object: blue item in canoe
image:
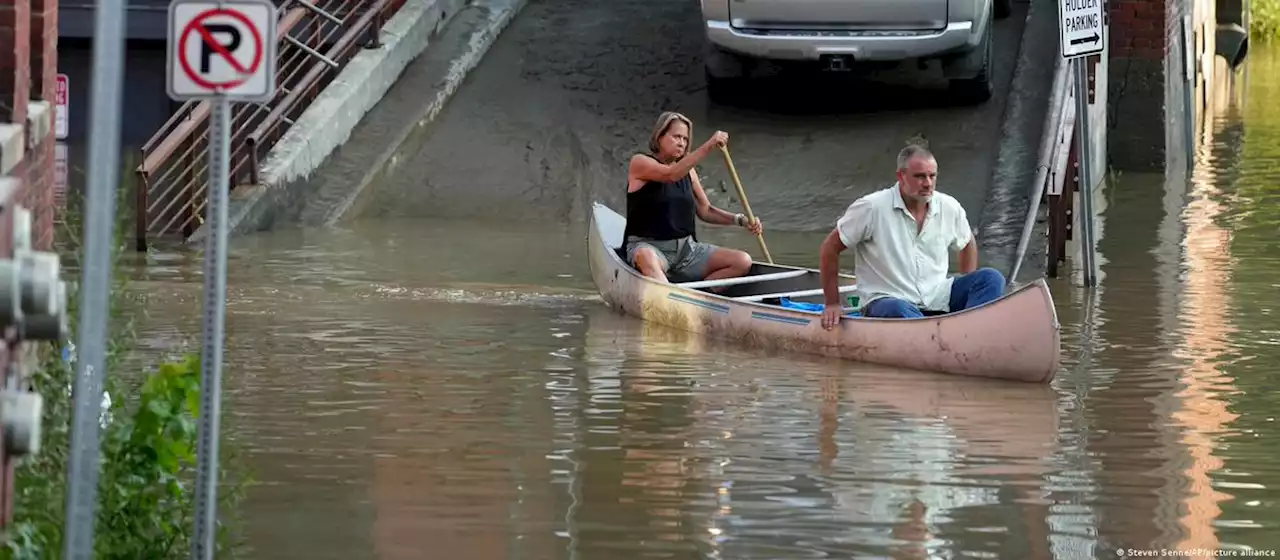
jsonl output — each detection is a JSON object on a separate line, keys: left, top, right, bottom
{"left": 779, "top": 297, "right": 860, "bottom": 317}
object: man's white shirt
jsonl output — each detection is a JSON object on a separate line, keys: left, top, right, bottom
{"left": 836, "top": 184, "right": 974, "bottom": 312}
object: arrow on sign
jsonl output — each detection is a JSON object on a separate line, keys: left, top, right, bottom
{"left": 1070, "top": 32, "right": 1101, "bottom": 46}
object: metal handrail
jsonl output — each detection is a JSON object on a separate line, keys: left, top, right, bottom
{"left": 134, "top": 0, "right": 403, "bottom": 251}
{"left": 1009, "top": 57, "right": 1076, "bottom": 285}
{"left": 243, "top": 0, "right": 393, "bottom": 182}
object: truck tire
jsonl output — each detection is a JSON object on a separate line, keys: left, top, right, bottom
{"left": 995, "top": 0, "right": 1013, "bottom": 20}
{"left": 947, "top": 19, "right": 993, "bottom": 104}
{"left": 706, "top": 70, "right": 739, "bottom": 105}
{"left": 704, "top": 43, "right": 747, "bottom": 105}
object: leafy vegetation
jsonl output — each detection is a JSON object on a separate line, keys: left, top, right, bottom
{"left": 1, "top": 153, "right": 250, "bottom": 558}
{"left": 1253, "top": 0, "right": 1280, "bottom": 41}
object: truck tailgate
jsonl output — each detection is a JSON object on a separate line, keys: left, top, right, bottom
{"left": 729, "top": 0, "right": 949, "bottom": 31}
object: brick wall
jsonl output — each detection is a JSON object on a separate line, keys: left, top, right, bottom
{"left": 1106, "top": 0, "right": 1218, "bottom": 174}
{"left": 20, "top": 128, "right": 56, "bottom": 251}
{"left": 1, "top": 4, "right": 56, "bottom": 253}
{"left": 0, "top": 0, "right": 59, "bottom": 531}
{"left": 31, "top": 0, "right": 56, "bottom": 103}
{"left": 1, "top": 0, "right": 32, "bottom": 124}
{"left": 1110, "top": 0, "right": 1170, "bottom": 59}
{"left": 1106, "top": 0, "right": 1179, "bottom": 171}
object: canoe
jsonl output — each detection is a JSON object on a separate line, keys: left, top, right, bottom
{"left": 586, "top": 202, "right": 1062, "bottom": 383}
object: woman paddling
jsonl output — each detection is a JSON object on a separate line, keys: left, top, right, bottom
{"left": 622, "top": 111, "right": 763, "bottom": 286}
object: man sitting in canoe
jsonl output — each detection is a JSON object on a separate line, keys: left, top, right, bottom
{"left": 623, "top": 111, "right": 764, "bottom": 287}
{"left": 817, "top": 141, "right": 1005, "bottom": 329}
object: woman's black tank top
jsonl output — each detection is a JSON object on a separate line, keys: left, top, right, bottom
{"left": 624, "top": 153, "right": 698, "bottom": 241}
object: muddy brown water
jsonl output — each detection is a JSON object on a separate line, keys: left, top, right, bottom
{"left": 103, "top": 39, "right": 1280, "bottom": 560}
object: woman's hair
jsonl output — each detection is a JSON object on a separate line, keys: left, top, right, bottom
{"left": 648, "top": 111, "right": 694, "bottom": 154}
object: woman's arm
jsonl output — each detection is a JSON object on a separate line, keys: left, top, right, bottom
{"left": 627, "top": 132, "right": 727, "bottom": 191}
{"left": 690, "top": 168, "right": 742, "bottom": 226}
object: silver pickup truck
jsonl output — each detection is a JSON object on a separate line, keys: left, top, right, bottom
{"left": 701, "top": 0, "right": 1012, "bottom": 104}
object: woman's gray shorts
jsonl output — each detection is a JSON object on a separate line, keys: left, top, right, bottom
{"left": 624, "top": 235, "right": 718, "bottom": 283}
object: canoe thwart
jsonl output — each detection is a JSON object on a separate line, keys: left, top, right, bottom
{"left": 734, "top": 284, "right": 858, "bottom": 303}
{"left": 675, "top": 269, "right": 808, "bottom": 289}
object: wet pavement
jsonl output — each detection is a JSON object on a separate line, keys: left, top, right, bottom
{"left": 292, "top": 0, "right": 1030, "bottom": 234}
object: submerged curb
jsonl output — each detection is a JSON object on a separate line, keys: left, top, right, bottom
{"left": 191, "top": 0, "right": 526, "bottom": 242}
{"left": 977, "top": 0, "right": 1060, "bottom": 281}
{"left": 321, "top": 0, "right": 530, "bottom": 226}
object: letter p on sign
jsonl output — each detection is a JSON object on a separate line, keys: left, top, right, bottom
{"left": 166, "top": 0, "right": 278, "bottom": 102}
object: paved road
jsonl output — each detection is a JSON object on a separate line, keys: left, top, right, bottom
{"left": 317, "top": 0, "right": 1029, "bottom": 233}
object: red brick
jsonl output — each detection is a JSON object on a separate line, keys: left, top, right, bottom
{"left": 0, "top": 1, "right": 31, "bottom": 123}
{"left": 1133, "top": 1, "right": 1164, "bottom": 16}
{"left": 30, "top": 136, "right": 54, "bottom": 250}
{"left": 0, "top": 0, "right": 60, "bottom": 527}
{"left": 30, "top": 0, "right": 56, "bottom": 101}
{"left": 1108, "top": 0, "right": 1168, "bottom": 60}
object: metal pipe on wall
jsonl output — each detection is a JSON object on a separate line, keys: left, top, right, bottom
{"left": 1008, "top": 58, "right": 1071, "bottom": 286}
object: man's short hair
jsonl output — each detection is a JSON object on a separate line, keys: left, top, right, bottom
{"left": 896, "top": 138, "right": 934, "bottom": 170}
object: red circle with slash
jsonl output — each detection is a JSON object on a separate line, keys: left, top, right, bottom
{"left": 178, "top": 8, "right": 265, "bottom": 91}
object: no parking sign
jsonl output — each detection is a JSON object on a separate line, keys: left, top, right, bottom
{"left": 166, "top": 0, "right": 277, "bottom": 101}
{"left": 163, "top": 1, "right": 279, "bottom": 555}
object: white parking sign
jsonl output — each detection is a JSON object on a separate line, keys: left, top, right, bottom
{"left": 1059, "top": 0, "right": 1107, "bottom": 59}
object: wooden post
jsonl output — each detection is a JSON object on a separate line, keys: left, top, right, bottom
{"left": 1047, "top": 135, "right": 1078, "bottom": 278}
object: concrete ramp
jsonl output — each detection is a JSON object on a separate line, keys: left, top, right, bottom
{"left": 286, "top": 0, "right": 1059, "bottom": 270}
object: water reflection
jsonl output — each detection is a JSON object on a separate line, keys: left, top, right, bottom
{"left": 574, "top": 311, "right": 1064, "bottom": 559}
{"left": 1167, "top": 82, "right": 1242, "bottom": 554}
{"left": 1191, "top": 45, "right": 1280, "bottom": 552}
{"left": 1044, "top": 47, "right": 1278, "bottom": 554}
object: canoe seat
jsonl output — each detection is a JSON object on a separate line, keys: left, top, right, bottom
{"left": 675, "top": 269, "right": 808, "bottom": 290}
{"left": 733, "top": 285, "right": 857, "bottom": 303}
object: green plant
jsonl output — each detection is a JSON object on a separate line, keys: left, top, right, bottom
{"left": 94, "top": 354, "right": 233, "bottom": 559}
{"left": 1252, "top": 0, "right": 1280, "bottom": 41}
{"left": 1, "top": 150, "right": 250, "bottom": 558}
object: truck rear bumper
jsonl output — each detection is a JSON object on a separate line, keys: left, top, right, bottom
{"left": 705, "top": 19, "right": 977, "bottom": 62}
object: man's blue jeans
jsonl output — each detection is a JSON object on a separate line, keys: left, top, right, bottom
{"left": 863, "top": 267, "right": 1006, "bottom": 319}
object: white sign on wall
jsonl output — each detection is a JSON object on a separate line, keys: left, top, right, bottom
{"left": 55, "top": 74, "right": 68, "bottom": 140}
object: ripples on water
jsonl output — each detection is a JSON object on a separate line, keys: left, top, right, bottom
{"left": 119, "top": 58, "right": 1280, "bottom": 560}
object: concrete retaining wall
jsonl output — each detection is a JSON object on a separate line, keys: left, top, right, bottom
{"left": 191, "top": 0, "right": 527, "bottom": 242}
{"left": 257, "top": 0, "right": 466, "bottom": 189}
{"left": 304, "top": 0, "right": 530, "bottom": 227}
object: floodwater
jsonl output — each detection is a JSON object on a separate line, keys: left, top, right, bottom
{"left": 112, "top": 50, "right": 1280, "bottom": 559}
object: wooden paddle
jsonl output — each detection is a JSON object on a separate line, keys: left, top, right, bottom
{"left": 718, "top": 146, "right": 773, "bottom": 264}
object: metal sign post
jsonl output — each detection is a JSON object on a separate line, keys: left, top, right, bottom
{"left": 61, "top": 0, "right": 127, "bottom": 556}
{"left": 1058, "top": 0, "right": 1107, "bottom": 287}
{"left": 1072, "top": 59, "right": 1099, "bottom": 287}
{"left": 165, "top": 1, "right": 276, "bottom": 558}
